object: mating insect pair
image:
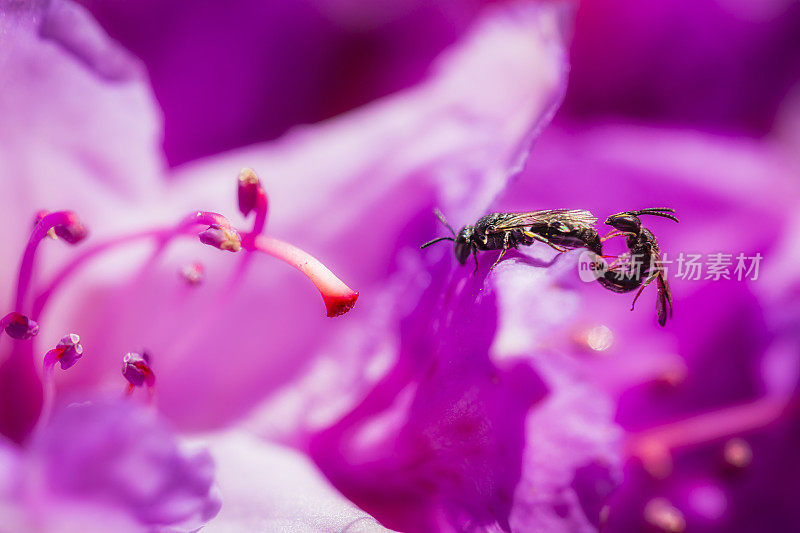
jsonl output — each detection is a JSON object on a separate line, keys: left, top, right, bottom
{"left": 421, "top": 207, "right": 678, "bottom": 326}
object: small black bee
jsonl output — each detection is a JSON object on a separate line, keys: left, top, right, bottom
{"left": 597, "top": 207, "right": 678, "bottom": 326}
{"left": 421, "top": 208, "right": 601, "bottom": 273}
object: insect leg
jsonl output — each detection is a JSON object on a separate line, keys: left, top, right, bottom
{"left": 490, "top": 249, "right": 507, "bottom": 271}
{"left": 522, "top": 230, "right": 568, "bottom": 253}
{"left": 472, "top": 246, "right": 479, "bottom": 275}
{"left": 602, "top": 230, "right": 636, "bottom": 242}
{"left": 490, "top": 232, "right": 513, "bottom": 271}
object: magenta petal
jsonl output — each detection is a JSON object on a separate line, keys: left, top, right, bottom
{"left": 48, "top": 0, "right": 570, "bottom": 431}
{"left": 204, "top": 432, "right": 389, "bottom": 532}
{"left": 565, "top": 0, "right": 800, "bottom": 134}
{"left": 34, "top": 400, "right": 221, "bottom": 531}
{"left": 39, "top": 0, "right": 143, "bottom": 81}
{"left": 308, "top": 254, "right": 549, "bottom": 531}
{"left": 81, "top": 0, "right": 520, "bottom": 165}
{"left": 0, "top": 0, "right": 164, "bottom": 299}
{"left": 488, "top": 123, "right": 800, "bottom": 530}
{"left": 0, "top": 430, "right": 142, "bottom": 532}
{"left": 303, "top": 248, "right": 623, "bottom": 531}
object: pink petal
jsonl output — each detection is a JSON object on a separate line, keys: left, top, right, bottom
{"left": 46, "top": 0, "right": 570, "bottom": 431}
{"left": 0, "top": 0, "right": 164, "bottom": 304}
{"left": 204, "top": 432, "right": 389, "bottom": 532}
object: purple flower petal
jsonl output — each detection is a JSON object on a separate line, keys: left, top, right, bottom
{"left": 46, "top": 0, "right": 570, "bottom": 431}
{"left": 306, "top": 255, "right": 548, "bottom": 531}
{"left": 488, "top": 123, "right": 800, "bottom": 530}
{"left": 40, "top": 0, "right": 143, "bottom": 81}
{"left": 80, "top": 0, "right": 517, "bottom": 165}
{"left": 291, "top": 246, "right": 623, "bottom": 531}
{"left": 564, "top": 0, "right": 800, "bottom": 134}
{"left": 0, "top": 0, "right": 164, "bottom": 300}
{"left": 0, "top": 0, "right": 165, "bottom": 443}
{"left": 204, "top": 432, "right": 389, "bottom": 532}
{"left": 0, "top": 399, "right": 219, "bottom": 531}
{"left": 34, "top": 400, "right": 221, "bottom": 531}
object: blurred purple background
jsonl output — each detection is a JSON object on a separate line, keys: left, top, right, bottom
{"left": 78, "top": 0, "right": 800, "bottom": 163}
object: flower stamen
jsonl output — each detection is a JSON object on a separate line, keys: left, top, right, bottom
{"left": 626, "top": 396, "right": 793, "bottom": 477}
{"left": 16, "top": 210, "right": 88, "bottom": 311}
{"left": 33, "top": 210, "right": 57, "bottom": 240}
{"left": 42, "top": 333, "right": 84, "bottom": 371}
{"left": 180, "top": 262, "right": 205, "bottom": 286}
{"left": 1, "top": 312, "right": 39, "bottom": 340}
{"left": 37, "top": 333, "right": 84, "bottom": 434}
{"left": 122, "top": 351, "right": 155, "bottom": 399}
{"left": 199, "top": 225, "right": 242, "bottom": 252}
{"left": 237, "top": 168, "right": 268, "bottom": 234}
{"left": 643, "top": 498, "right": 686, "bottom": 532}
{"left": 33, "top": 211, "right": 240, "bottom": 320}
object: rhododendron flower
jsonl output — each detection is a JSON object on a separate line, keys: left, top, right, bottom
{"left": 4, "top": 0, "right": 799, "bottom": 531}
{"left": 1, "top": 0, "right": 617, "bottom": 530}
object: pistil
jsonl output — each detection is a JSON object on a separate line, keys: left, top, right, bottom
{"left": 247, "top": 234, "right": 358, "bottom": 317}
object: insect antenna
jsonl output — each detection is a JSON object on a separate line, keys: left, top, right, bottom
{"left": 434, "top": 208, "right": 456, "bottom": 236}
{"left": 420, "top": 236, "right": 455, "bottom": 249}
{"left": 635, "top": 208, "right": 679, "bottom": 223}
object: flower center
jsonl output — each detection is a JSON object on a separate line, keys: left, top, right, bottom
{"left": 0, "top": 168, "right": 358, "bottom": 443}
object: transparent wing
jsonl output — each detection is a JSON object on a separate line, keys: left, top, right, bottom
{"left": 487, "top": 209, "right": 598, "bottom": 233}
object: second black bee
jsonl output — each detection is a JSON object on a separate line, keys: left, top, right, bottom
{"left": 421, "top": 208, "right": 601, "bottom": 272}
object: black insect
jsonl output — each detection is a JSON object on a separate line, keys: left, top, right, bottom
{"left": 596, "top": 207, "right": 679, "bottom": 326}
{"left": 421, "top": 208, "right": 601, "bottom": 273}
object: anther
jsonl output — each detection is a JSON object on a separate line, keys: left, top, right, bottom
{"left": 180, "top": 262, "right": 205, "bottom": 285}
{"left": 1, "top": 312, "right": 39, "bottom": 340}
{"left": 237, "top": 168, "right": 263, "bottom": 217}
{"left": 43, "top": 333, "right": 84, "bottom": 370}
{"left": 643, "top": 498, "right": 686, "bottom": 532}
{"left": 35, "top": 334, "right": 84, "bottom": 437}
{"left": 17, "top": 210, "right": 89, "bottom": 310}
{"left": 199, "top": 225, "right": 242, "bottom": 252}
{"left": 52, "top": 212, "right": 88, "bottom": 244}
{"left": 236, "top": 168, "right": 268, "bottom": 234}
{"left": 34, "top": 210, "right": 57, "bottom": 239}
{"left": 122, "top": 351, "right": 155, "bottom": 392}
{"left": 723, "top": 437, "right": 752, "bottom": 469}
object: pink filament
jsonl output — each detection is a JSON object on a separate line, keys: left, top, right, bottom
{"left": 248, "top": 186, "right": 268, "bottom": 235}
{"left": 626, "top": 396, "right": 794, "bottom": 469}
{"left": 35, "top": 353, "right": 58, "bottom": 437}
{"left": 33, "top": 211, "right": 234, "bottom": 319}
{"left": 16, "top": 211, "right": 83, "bottom": 311}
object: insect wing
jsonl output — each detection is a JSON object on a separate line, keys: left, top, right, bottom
{"left": 487, "top": 209, "right": 598, "bottom": 233}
